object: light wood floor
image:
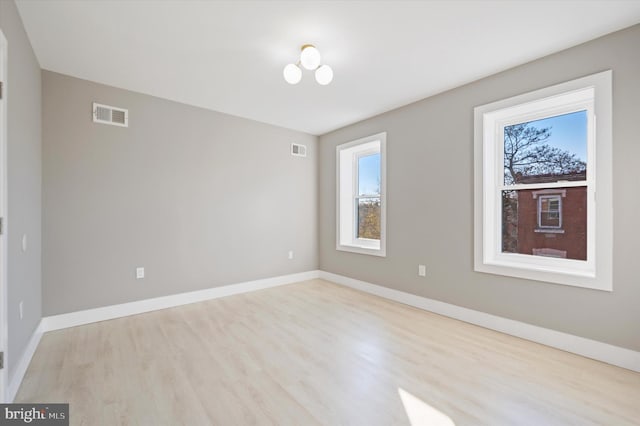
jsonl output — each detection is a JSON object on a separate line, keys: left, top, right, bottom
{"left": 16, "top": 279, "right": 640, "bottom": 425}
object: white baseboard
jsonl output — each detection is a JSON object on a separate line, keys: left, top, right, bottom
{"left": 9, "top": 270, "right": 320, "bottom": 402}
{"left": 319, "top": 271, "right": 640, "bottom": 373}
{"left": 15, "top": 268, "right": 638, "bottom": 404}
{"left": 41, "top": 270, "right": 321, "bottom": 332}
{"left": 7, "top": 320, "right": 44, "bottom": 402}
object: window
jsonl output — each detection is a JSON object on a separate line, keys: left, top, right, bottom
{"left": 538, "top": 194, "right": 561, "bottom": 229}
{"left": 336, "top": 132, "right": 386, "bottom": 256}
{"left": 474, "top": 71, "right": 612, "bottom": 291}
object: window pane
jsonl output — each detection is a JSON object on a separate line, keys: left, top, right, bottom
{"left": 540, "top": 212, "right": 560, "bottom": 227}
{"left": 504, "top": 111, "right": 587, "bottom": 185}
{"left": 358, "top": 153, "right": 381, "bottom": 196}
{"left": 357, "top": 197, "right": 381, "bottom": 240}
{"left": 540, "top": 196, "right": 561, "bottom": 227}
{"left": 502, "top": 186, "right": 586, "bottom": 260}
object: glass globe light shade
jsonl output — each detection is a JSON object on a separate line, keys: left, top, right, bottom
{"left": 283, "top": 63, "right": 302, "bottom": 84}
{"left": 300, "top": 45, "right": 321, "bottom": 70}
{"left": 315, "top": 65, "right": 333, "bottom": 85}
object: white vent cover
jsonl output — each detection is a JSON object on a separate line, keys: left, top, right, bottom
{"left": 93, "top": 102, "right": 128, "bottom": 127}
{"left": 291, "top": 143, "right": 307, "bottom": 157}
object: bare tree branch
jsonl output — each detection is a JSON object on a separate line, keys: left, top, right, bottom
{"left": 503, "top": 122, "right": 585, "bottom": 184}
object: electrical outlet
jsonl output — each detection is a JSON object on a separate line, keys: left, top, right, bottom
{"left": 19, "top": 301, "right": 23, "bottom": 320}
{"left": 288, "top": 250, "right": 294, "bottom": 260}
{"left": 418, "top": 265, "right": 426, "bottom": 277}
{"left": 136, "top": 267, "right": 145, "bottom": 279}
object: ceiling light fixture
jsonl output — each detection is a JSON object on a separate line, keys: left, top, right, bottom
{"left": 283, "top": 44, "right": 333, "bottom": 86}
{"left": 300, "top": 44, "right": 321, "bottom": 70}
{"left": 283, "top": 63, "right": 302, "bottom": 85}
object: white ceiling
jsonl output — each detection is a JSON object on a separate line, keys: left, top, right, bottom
{"left": 15, "top": 1, "right": 640, "bottom": 135}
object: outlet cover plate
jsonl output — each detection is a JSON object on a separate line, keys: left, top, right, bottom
{"left": 418, "top": 265, "right": 426, "bottom": 277}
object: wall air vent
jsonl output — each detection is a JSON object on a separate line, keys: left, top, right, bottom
{"left": 291, "top": 143, "right": 307, "bottom": 157}
{"left": 92, "top": 102, "right": 128, "bottom": 127}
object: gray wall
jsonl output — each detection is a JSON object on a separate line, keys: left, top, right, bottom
{"left": 0, "top": 1, "right": 42, "bottom": 381}
{"left": 319, "top": 24, "right": 640, "bottom": 352}
{"left": 43, "top": 71, "right": 318, "bottom": 315}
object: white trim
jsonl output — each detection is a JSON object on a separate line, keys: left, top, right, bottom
{"left": 474, "top": 71, "right": 612, "bottom": 291}
{"left": 537, "top": 193, "right": 562, "bottom": 229}
{"left": 9, "top": 270, "right": 639, "bottom": 401}
{"left": 532, "top": 188, "right": 567, "bottom": 198}
{"left": 319, "top": 271, "right": 640, "bottom": 373}
{"left": 0, "top": 29, "right": 8, "bottom": 404}
{"left": 41, "top": 270, "right": 321, "bottom": 332}
{"left": 336, "top": 132, "right": 387, "bottom": 257}
{"left": 6, "top": 271, "right": 319, "bottom": 402}
{"left": 7, "top": 321, "right": 43, "bottom": 402}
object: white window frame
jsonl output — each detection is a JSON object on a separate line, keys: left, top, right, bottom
{"left": 474, "top": 71, "right": 612, "bottom": 291}
{"left": 537, "top": 194, "right": 562, "bottom": 229}
{"left": 336, "top": 132, "right": 387, "bottom": 257}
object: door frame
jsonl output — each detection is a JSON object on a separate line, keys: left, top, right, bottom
{"left": 0, "top": 28, "right": 9, "bottom": 403}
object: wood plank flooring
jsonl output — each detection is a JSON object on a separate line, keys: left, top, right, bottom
{"left": 16, "top": 279, "right": 640, "bottom": 425}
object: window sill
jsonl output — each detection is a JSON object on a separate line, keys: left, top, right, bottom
{"left": 476, "top": 257, "right": 610, "bottom": 292}
{"left": 336, "top": 243, "right": 386, "bottom": 257}
{"left": 534, "top": 228, "right": 565, "bottom": 234}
